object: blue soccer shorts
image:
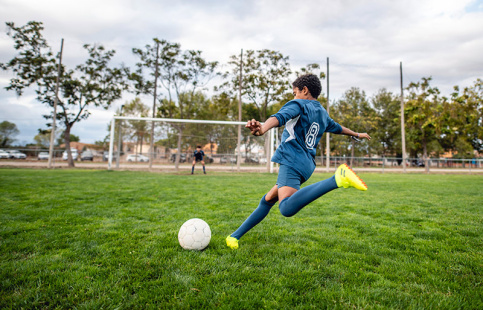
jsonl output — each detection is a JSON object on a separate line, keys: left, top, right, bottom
{"left": 276, "top": 164, "right": 306, "bottom": 190}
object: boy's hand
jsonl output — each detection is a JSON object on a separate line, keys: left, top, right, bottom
{"left": 359, "top": 133, "right": 371, "bottom": 140}
{"left": 246, "top": 119, "right": 263, "bottom": 136}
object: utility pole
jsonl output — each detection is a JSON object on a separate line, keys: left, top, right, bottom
{"left": 236, "top": 49, "right": 243, "bottom": 171}
{"left": 48, "top": 38, "right": 64, "bottom": 169}
{"left": 400, "top": 62, "right": 407, "bottom": 173}
{"left": 149, "top": 41, "right": 160, "bottom": 169}
{"left": 116, "top": 105, "right": 124, "bottom": 169}
{"left": 326, "top": 57, "right": 330, "bottom": 172}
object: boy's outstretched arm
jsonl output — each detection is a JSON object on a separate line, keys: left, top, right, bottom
{"left": 340, "top": 126, "right": 371, "bottom": 140}
{"left": 246, "top": 117, "right": 279, "bottom": 136}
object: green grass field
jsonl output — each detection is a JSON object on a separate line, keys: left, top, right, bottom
{"left": 0, "top": 169, "right": 482, "bottom": 309}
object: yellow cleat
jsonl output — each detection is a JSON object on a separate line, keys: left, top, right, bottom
{"left": 335, "top": 164, "right": 368, "bottom": 191}
{"left": 226, "top": 235, "right": 239, "bottom": 250}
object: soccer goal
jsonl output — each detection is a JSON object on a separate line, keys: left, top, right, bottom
{"left": 107, "top": 116, "right": 278, "bottom": 173}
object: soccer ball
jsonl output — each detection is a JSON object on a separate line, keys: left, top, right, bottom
{"left": 178, "top": 218, "right": 211, "bottom": 250}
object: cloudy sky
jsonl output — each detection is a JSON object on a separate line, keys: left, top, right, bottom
{"left": 1, "top": 0, "right": 482, "bottom": 145}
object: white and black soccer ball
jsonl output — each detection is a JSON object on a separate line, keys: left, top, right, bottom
{"left": 178, "top": 218, "right": 211, "bottom": 250}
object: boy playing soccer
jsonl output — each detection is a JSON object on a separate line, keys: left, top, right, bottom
{"left": 191, "top": 145, "right": 206, "bottom": 174}
{"left": 226, "top": 74, "right": 371, "bottom": 249}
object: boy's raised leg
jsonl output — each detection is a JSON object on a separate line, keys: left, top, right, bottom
{"left": 278, "top": 176, "right": 339, "bottom": 217}
{"left": 278, "top": 165, "right": 367, "bottom": 217}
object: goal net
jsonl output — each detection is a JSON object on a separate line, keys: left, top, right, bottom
{"left": 107, "top": 116, "right": 277, "bottom": 172}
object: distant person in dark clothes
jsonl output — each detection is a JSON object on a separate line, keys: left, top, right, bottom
{"left": 192, "top": 145, "right": 206, "bottom": 174}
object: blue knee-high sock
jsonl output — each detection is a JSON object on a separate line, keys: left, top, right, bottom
{"left": 231, "top": 195, "right": 277, "bottom": 240}
{"left": 191, "top": 165, "right": 195, "bottom": 174}
{"left": 203, "top": 165, "right": 206, "bottom": 173}
{"left": 279, "top": 175, "right": 338, "bottom": 217}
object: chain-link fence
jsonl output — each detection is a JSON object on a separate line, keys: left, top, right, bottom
{"left": 317, "top": 156, "right": 483, "bottom": 173}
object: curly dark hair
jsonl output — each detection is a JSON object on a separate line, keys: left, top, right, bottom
{"left": 292, "top": 74, "right": 322, "bottom": 99}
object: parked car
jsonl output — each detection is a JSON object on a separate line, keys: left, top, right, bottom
{"left": 80, "top": 150, "right": 94, "bottom": 161}
{"left": 38, "top": 152, "right": 49, "bottom": 160}
{"left": 8, "top": 150, "right": 27, "bottom": 159}
{"left": 245, "top": 156, "right": 260, "bottom": 164}
{"left": 127, "top": 154, "right": 149, "bottom": 162}
{"left": 102, "top": 151, "right": 120, "bottom": 161}
{"left": 0, "top": 149, "right": 10, "bottom": 159}
{"left": 220, "top": 156, "right": 237, "bottom": 164}
{"left": 412, "top": 160, "right": 425, "bottom": 167}
{"left": 62, "top": 149, "right": 79, "bottom": 161}
{"left": 170, "top": 153, "right": 187, "bottom": 163}
{"left": 204, "top": 155, "right": 214, "bottom": 164}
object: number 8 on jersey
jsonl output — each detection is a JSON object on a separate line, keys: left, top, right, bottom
{"left": 305, "top": 122, "right": 319, "bottom": 150}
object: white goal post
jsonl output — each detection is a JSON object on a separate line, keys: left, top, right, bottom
{"left": 107, "top": 116, "right": 276, "bottom": 172}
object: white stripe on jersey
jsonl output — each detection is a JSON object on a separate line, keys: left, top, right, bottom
{"left": 284, "top": 116, "right": 300, "bottom": 143}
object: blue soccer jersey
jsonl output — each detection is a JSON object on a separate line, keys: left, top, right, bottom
{"left": 271, "top": 99, "right": 342, "bottom": 181}
{"left": 194, "top": 150, "right": 204, "bottom": 161}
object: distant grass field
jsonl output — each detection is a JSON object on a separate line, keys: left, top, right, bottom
{"left": 0, "top": 169, "right": 482, "bottom": 309}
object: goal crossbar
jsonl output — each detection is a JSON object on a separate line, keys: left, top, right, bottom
{"left": 113, "top": 116, "right": 247, "bottom": 126}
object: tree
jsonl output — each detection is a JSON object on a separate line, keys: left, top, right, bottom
{"left": 449, "top": 79, "right": 483, "bottom": 155}
{"left": 1, "top": 21, "right": 126, "bottom": 167}
{"left": 163, "top": 92, "right": 212, "bottom": 152}
{"left": 436, "top": 79, "right": 482, "bottom": 161}
{"left": 371, "top": 89, "right": 401, "bottom": 157}
{"left": 154, "top": 46, "right": 219, "bottom": 170}
{"left": 34, "top": 129, "right": 52, "bottom": 148}
{"left": 219, "top": 49, "right": 292, "bottom": 167}
{"left": 331, "top": 87, "right": 377, "bottom": 167}
{"left": 127, "top": 39, "right": 182, "bottom": 164}
{"left": 465, "top": 79, "right": 483, "bottom": 154}
{"left": 221, "top": 49, "right": 292, "bottom": 122}
{"left": 123, "top": 98, "right": 150, "bottom": 155}
{"left": 0, "top": 121, "right": 19, "bottom": 147}
{"left": 405, "top": 77, "right": 443, "bottom": 171}
{"left": 294, "top": 63, "right": 326, "bottom": 80}
{"left": 129, "top": 39, "right": 219, "bottom": 169}
{"left": 56, "top": 131, "right": 79, "bottom": 146}
{"left": 129, "top": 39, "right": 181, "bottom": 102}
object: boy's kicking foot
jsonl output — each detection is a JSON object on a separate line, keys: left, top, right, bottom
{"left": 335, "top": 164, "right": 368, "bottom": 191}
